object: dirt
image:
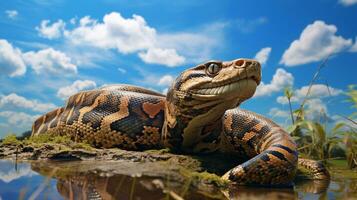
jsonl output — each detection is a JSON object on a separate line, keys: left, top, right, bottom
{"left": 0, "top": 142, "right": 234, "bottom": 199}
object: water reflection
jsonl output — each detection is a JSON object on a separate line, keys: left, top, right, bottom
{"left": 30, "top": 161, "right": 226, "bottom": 200}
{"left": 0, "top": 160, "right": 62, "bottom": 200}
{"left": 0, "top": 160, "right": 356, "bottom": 200}
{"left": 56, "top": 174, "right": 167, "bottom": 200}
{"left": 0, "top": 160, "right": 36, "bottom": 183}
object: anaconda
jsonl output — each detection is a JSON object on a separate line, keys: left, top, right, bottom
{"left": 31, "top": 58, "right": 330, "bottom": 186}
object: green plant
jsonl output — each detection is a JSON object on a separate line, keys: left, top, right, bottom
{"left": 24, "top": 133, "right": 72, "bottom": 145}
{"left": 286, "top": 85, "right": 357, "bottom": 168}
{"left": 1, "top": 134, "right": 21, "bottom": 145}
{"left": 282, "top": 58, "right": 357, "bottom": 168}
{"left": 284, "top": 87, "right": 295, "bottom": 125}
{"left": 333, "top": 85, "right": 357, "bottom": 168}
{"left": 290, "top": 119, "right": 344, "bottom": 161}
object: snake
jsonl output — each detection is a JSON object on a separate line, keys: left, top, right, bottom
{"left": 31, "top": 58, "right": 330, "bottom": 186}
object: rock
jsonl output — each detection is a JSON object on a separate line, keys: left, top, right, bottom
{"left": 22, "top": 146, "right": 34, "bottom": 152}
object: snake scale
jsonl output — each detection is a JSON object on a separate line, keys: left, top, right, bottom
{"left": 31, "top": 58, "right": 329, "bottom": 186}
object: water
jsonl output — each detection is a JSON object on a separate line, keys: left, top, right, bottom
{"left": 0, "top": 160, "right": 356, "bottom": 200}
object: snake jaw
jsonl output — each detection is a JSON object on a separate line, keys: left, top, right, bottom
{"left": 166, "top": 59, "right": 261, "bottom": 112}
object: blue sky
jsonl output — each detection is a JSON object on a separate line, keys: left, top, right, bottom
{"left": 0, "top": 0, "right": 356, "bottom": 138}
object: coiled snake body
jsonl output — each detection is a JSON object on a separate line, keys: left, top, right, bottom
{"left": 32, "top": 58, "right": 329, "bottom": 186}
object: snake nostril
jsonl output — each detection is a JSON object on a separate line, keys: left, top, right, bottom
{"left": 235, "top": 60, "right": 245, "bottom": 67}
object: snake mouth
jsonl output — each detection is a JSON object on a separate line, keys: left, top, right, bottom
{"left": 192, "top": 78, "right": 257, "bottom": 96}
{"left": 190, "top": 70, "right": 260, "bottom": 99}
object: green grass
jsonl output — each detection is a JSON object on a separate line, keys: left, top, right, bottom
{"left": 1, "top": 134, "right": 21, "bottom": 145}
{"left": 1, "top": 133, "right": 94, "bottom": 151}
{"left": 24, "top": 133, "right": 72, "bottom": 145}
{"left": 179, "top": 168, "right": 228, "bottom": 188}
{"left": 282, "top": 59, "right": 357, "bottom": 169}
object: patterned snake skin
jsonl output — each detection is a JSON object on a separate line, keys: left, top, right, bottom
{"left": 31, "top": 58, "right": 330, "bottom": 186}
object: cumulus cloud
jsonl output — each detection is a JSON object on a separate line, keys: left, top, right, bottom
{"left": 275, "top": 84, "right": 343, "bottom": 122}
{"left": 59, "top": 12, "right": 223, "bottom": 67}
{"left": 269, "top": 108, "right": 290, "bottom": 118}
{"left": 254, "top": 68, "right": 294, "bottom": 97}
{"left": 0, "top": 39, "right": 77, "bottom": 77}
{"left": 138, "top": 48, "right": 185, "bottom": 67}
{"left": 269, "top": 102, "right": 328, "bottom": 123}
{"left": 158, "top": 75, "right": 175, "bottom": 86}
{"left": 156, "top": 22, "right": 226, "bottom": 63}
{"left": 64, "top": 12, "right": 185, "bottom": 66}
{"left": 254, "top": 47, "right": 272, "bottom": 65}
{"left": 0, "top": 39, "right": 26, "bottom": 77}
{"left": 63, "top": 13, "right": 184, "bottom": 66}
{"left": 0, "top": 160, "right": 37, "bottom": 183}
{"left": 36, "top": 19, "right": 66, "bottom": 39}
{"left": 276, "top": 84, "right": 342, "bottom": 104}
{"left": 350, "top": 37, "right": 357, "bottom": 52}
{"left": 57, "top": 80, "right": 97, "bottom": 99}
{"left": 65, "top": 13, "right": 157, "bottom": 53}
{"left": 23, "top": 48, "right": 77, "bottom": 75}
{"left": 5, "top": 10, "right": 18, "bottom": 19}
{"left": 0, "top": 111, "right": 40, "bottom": 128}
{"left": 305, "top": 98, "right": 328, "bottom": 116}
{"left": 0, "top": 93, "right": 56, "bottom": 113}
{"left": 339, "top": 0, "right": 357, "bottom": 6}
{"left": 280, "top": 20, "right": 352, "bottom": 66}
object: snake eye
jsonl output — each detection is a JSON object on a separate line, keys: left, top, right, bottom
{"left": 206, "top": 63, "right": 221, "bottom": 76}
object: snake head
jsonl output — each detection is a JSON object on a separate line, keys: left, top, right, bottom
{"left": 168, "top": 58, "right": 261, "bottom": 108}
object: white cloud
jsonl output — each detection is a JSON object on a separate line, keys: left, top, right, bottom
{"left": 158, "top": 75, "right": 175, "bottom": 86}
{"left": 254, "top": 68, "right": 294, "bottom": 97}
{"left": 64, "top": 13, "right": 157, "bottom": 53}
{"left": 275, "top": 84, "right": 343, "bottom": 122}
{"left": 64, "top": 13, "right": 180, "bottom": 66}
{"left": 23, "top": 48, "right": 77, "bottom": 75}
{"left": 304, "top": 98, "right": 329, "bottom": 121}
{"left": 36, "top": 19, "right": 66, "bottom": 39}
{"left": 78, "top": 15, "right": 97, "bottom": 26}
{"left": 350, "top": 37, "right": 357, "bottom": 52}
{"left": 0, "top": 93, "right": 56, "bottom": 113}
{"left": 5, "top": 10, "right": 18, "bottom": 19}
{"left": 339, "top": 0, "right": 357, "bottom": 6}
{"left": 254, "top": 47, "right": 272, "bottom": 65}
{"left": 0, "top": 39, "right": 26, "bottom": 77}
{"left": 156, "top": 22, "right": 226, "bottom": 63}
{"left": 60, "top": 12, "right": 224, "bottom": 66}
{"left": 70, "top": 17, "right": 77, "bottom": 25}
{"left": 270, "top": 99, "right": 329, "bottom": 122}
{"left": 139, "top": 48, "right": 185, "bottom": 67}
{"left": 0, "top": 111, "right": 40, "bottom": 128}
{"left": 269, "top": 108, "right": 290, "bottom": 118}
{"left": 276, "top": 84, "right": 342, "bottom": 104}
{"left": 0, "top": 40, "right": 77, "bottom": 77}
{"left": 280, "top": 20, "right": 352, "bottom": 66}
{"left": 0, "top": 160, "right": 37, "bottom": 183}
{"left": 57, "top": 80, "right": 97, "bottom": 99}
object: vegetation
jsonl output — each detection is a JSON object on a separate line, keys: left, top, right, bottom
{"left": 0, "top": 133, "right": 93, "bottom": 151}
{"left": 1, "top": 134, "right": 21, "bottom": 146}
{"left": 285, "top": 65, "right": 357, "bottom": 169}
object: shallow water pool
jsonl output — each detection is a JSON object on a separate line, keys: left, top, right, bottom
{"left": 0, "top": 160, "right": 356, "bottom": 200}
